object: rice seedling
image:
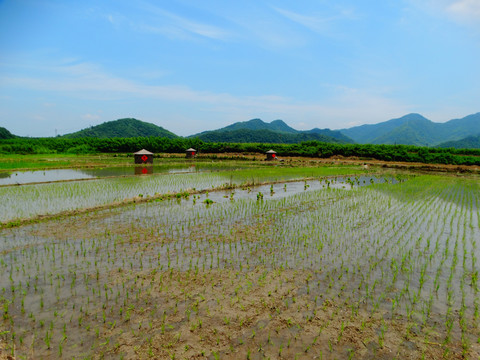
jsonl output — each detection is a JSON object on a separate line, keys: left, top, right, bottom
{"left": 0, "top": 164, "right": 372, "bottom": 225}
{"left": 0, "top": 163, "right": 478, "bottom": 358}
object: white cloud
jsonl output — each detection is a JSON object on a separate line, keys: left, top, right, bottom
{"left": 446, "top": 0, "right": 480, "bottom": 22}
{"left": 408, "top": 0, "right": 480, "bottom": 26}
{"left": 106, "top": 14, "right": 118, "bottom": 24}
{"left": 96, "top": 2, "right": 230, "bottom": 41}
{"left": 83, "top": 114, "right": 101, "bottom": 121}
{"left": 104, "top": 12, "right": 130, "bottom": 30}
{"left": 273, "top": 7, "right": 332, "bottom": 33}
{"left": 0, "top": 62, "right": 273, "bottom": 104}
{"left": 347, "top": 121, "right": 362, "bottom": 127}
{"left": 0, "top": 61, "right": 411, "bottom": 132}
{"left": 136, "top": 69, "right": 169, "bottom": 80}
{"left": 226, "top": 16, "right": 304, "bottom": 49}
{"left": 132, "top": 3, "right": 229, "bottom": 41}
{"left": 272, "top": 5, "right": 358, "bottom": 34}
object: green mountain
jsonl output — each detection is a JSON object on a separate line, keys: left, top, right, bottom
{"left": 193, "top": 128, "right": 352, "bottom": 144}
{"left": 63, "top": 118, "right": 178, "bottom": 138}
{"left": 190, "top": 118, "right": 354, "bottom": 144}
{"left": 371, "top": 117, "right": 440, "bottom": 146}
{"left": 219, "top": 118, "right": 297, "bottom": 133}
{"left": 0, "top": 127, "right": 16, "bottom": 139}
{"left": 307, "top": 128, "right": 354, "bottom": 143}
{"left": 440, "top": 113, "right": 480, "bottom": 140}
{"left": 341, "top": 112, "right": 480, "bottom": 146}
{"left": 438, "top": 135, "right": 480, "bottom": 149}
{"left": 340, "top": 114, "right": 428, "bottom": 144}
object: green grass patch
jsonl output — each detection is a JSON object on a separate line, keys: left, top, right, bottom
{"left": 0, "top": 153, "right": 130, "bottom": 171}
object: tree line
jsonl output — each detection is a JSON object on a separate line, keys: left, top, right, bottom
{"left": 1, "top": 137, "right": 479, "bottom": 166}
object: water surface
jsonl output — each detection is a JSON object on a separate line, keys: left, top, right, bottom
{"left": 0, "top": 164, "right": 248, "bottom": 185}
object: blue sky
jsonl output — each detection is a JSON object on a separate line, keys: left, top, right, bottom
{"left": 1, "top": 0, "right": 479, "bottom": 137}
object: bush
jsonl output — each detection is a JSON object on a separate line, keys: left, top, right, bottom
{"left": 66, "top": 144, "right": 96, "bottom": 154}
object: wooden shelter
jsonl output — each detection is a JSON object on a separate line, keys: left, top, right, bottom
{"left": 134, "top": 149, "right": 154, "bottom": 164}
{"left": 186, "top": 148, "right": 197, "bottom": 158}
{"left": 266, "top": 149, "right": 277, "bottom": 161}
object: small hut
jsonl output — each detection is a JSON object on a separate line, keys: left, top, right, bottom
{"left": 134, "top": 149, "right": 154, "bottom": 164}
{"left": 186, "top": 148, "right": 197, "bottom": 159}
{"left": 266, "top": 149, "right": 277, "bottom": 161}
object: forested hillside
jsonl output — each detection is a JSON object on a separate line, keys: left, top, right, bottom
{"left": 341, "top": 113, "right": 480, "bottom": 146}
{"left": 193, "top": 128, "right": 352, "bottom": 144}
{"left": 62, "top": 118, "right": 178, "bottom": 139}
{"left": 438, "top": 135, "right": 480, "bottom": 149}
{"left": 0, "top": 127, "right": 16, "bottom": 139}
{"left": 191, "top": 118, "right": 353, "bottom": 144}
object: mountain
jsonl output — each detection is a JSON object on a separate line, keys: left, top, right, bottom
{"left": 193, "top": 119, "right": 297, "bottom": 137}
{"left": 340, "top": 114, "right": 429, "bottom": 144}
{"left": 439, "top": 113, "right": 480, "bottom": 140}
{"left": 437, "top": 135, "right": 480, "bottom": 149}
{"left": 371, "top": 116, "right": 441, "bottom": 146}
{"left": 63, "top": 118, "right": 178, "bottom": 139}
{"left": 190, "top": 119, "right": 354, "bottom": 144}
{"left": 341, "top": 112, "right": 480, "bottom": 146}
{"left": 219, "top": 118, "right": 298, "bottom": 133}
{"left": 0, "top": 127, "right": 16, "bottom": 139}
{"left": 193, "top": 128, "right": 353, "bottom": 144}
{"left": 307, "top": 128, "right": 354, "bottom": 143}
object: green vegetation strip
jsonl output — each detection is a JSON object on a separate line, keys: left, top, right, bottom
{"left": 1, "top": 136, "right": 479, "bottom": 165}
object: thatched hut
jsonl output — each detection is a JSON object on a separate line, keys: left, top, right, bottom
{"left": 134, "top": 149, "right": 154, "bottom": 164}
{"left": 266, "top": 149, "right": 277, "bottom": 161}
{"left": 186, "top": 148, "right": 197, "bottom": 158}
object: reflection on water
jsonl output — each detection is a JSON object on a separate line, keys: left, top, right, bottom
{"left": 134, "top": 166, "right": 154, "bottom": 175}
{"left": 168, "top": 165, "right": 197, "bottom": 173}
{"left": 0, "top": 169, "right": 96, "bottom": 185}
{"left": 0, "top": 164, "right": 240, "bottom": 185}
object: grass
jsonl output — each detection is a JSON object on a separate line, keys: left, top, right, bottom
{"left": 0, "top": 153, "right": 131, "bottom": 171}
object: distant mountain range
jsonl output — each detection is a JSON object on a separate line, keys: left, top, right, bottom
{"left": 62, "top": 118, "right": 178, "bottom": 139}
{"left": 190, "top": 118, "right": 354, "bottom": 144}
{"left": 341, "top": 113, "right": 480, "bottom": 146}
{"left": 438, "top": 135, "right": 480, "bottom": 149}
{"left": 2, "top": 112, "right": 480, "bottom": 148}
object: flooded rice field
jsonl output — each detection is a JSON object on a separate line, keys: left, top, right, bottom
{"left": 0, "top": 165, "right": 479, "bottom": 359}
{"left": 0, "top": 163, "right": 251, "bottom": 186}
{"left": 0, "top": 164, "right": 384, "bottom": 224}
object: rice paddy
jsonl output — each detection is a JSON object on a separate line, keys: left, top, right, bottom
{"left": 0, "top": 160, "right": 479, "bottom": 359}
{"left": 0, "top": 163, "right": 370, "bottom": 225}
